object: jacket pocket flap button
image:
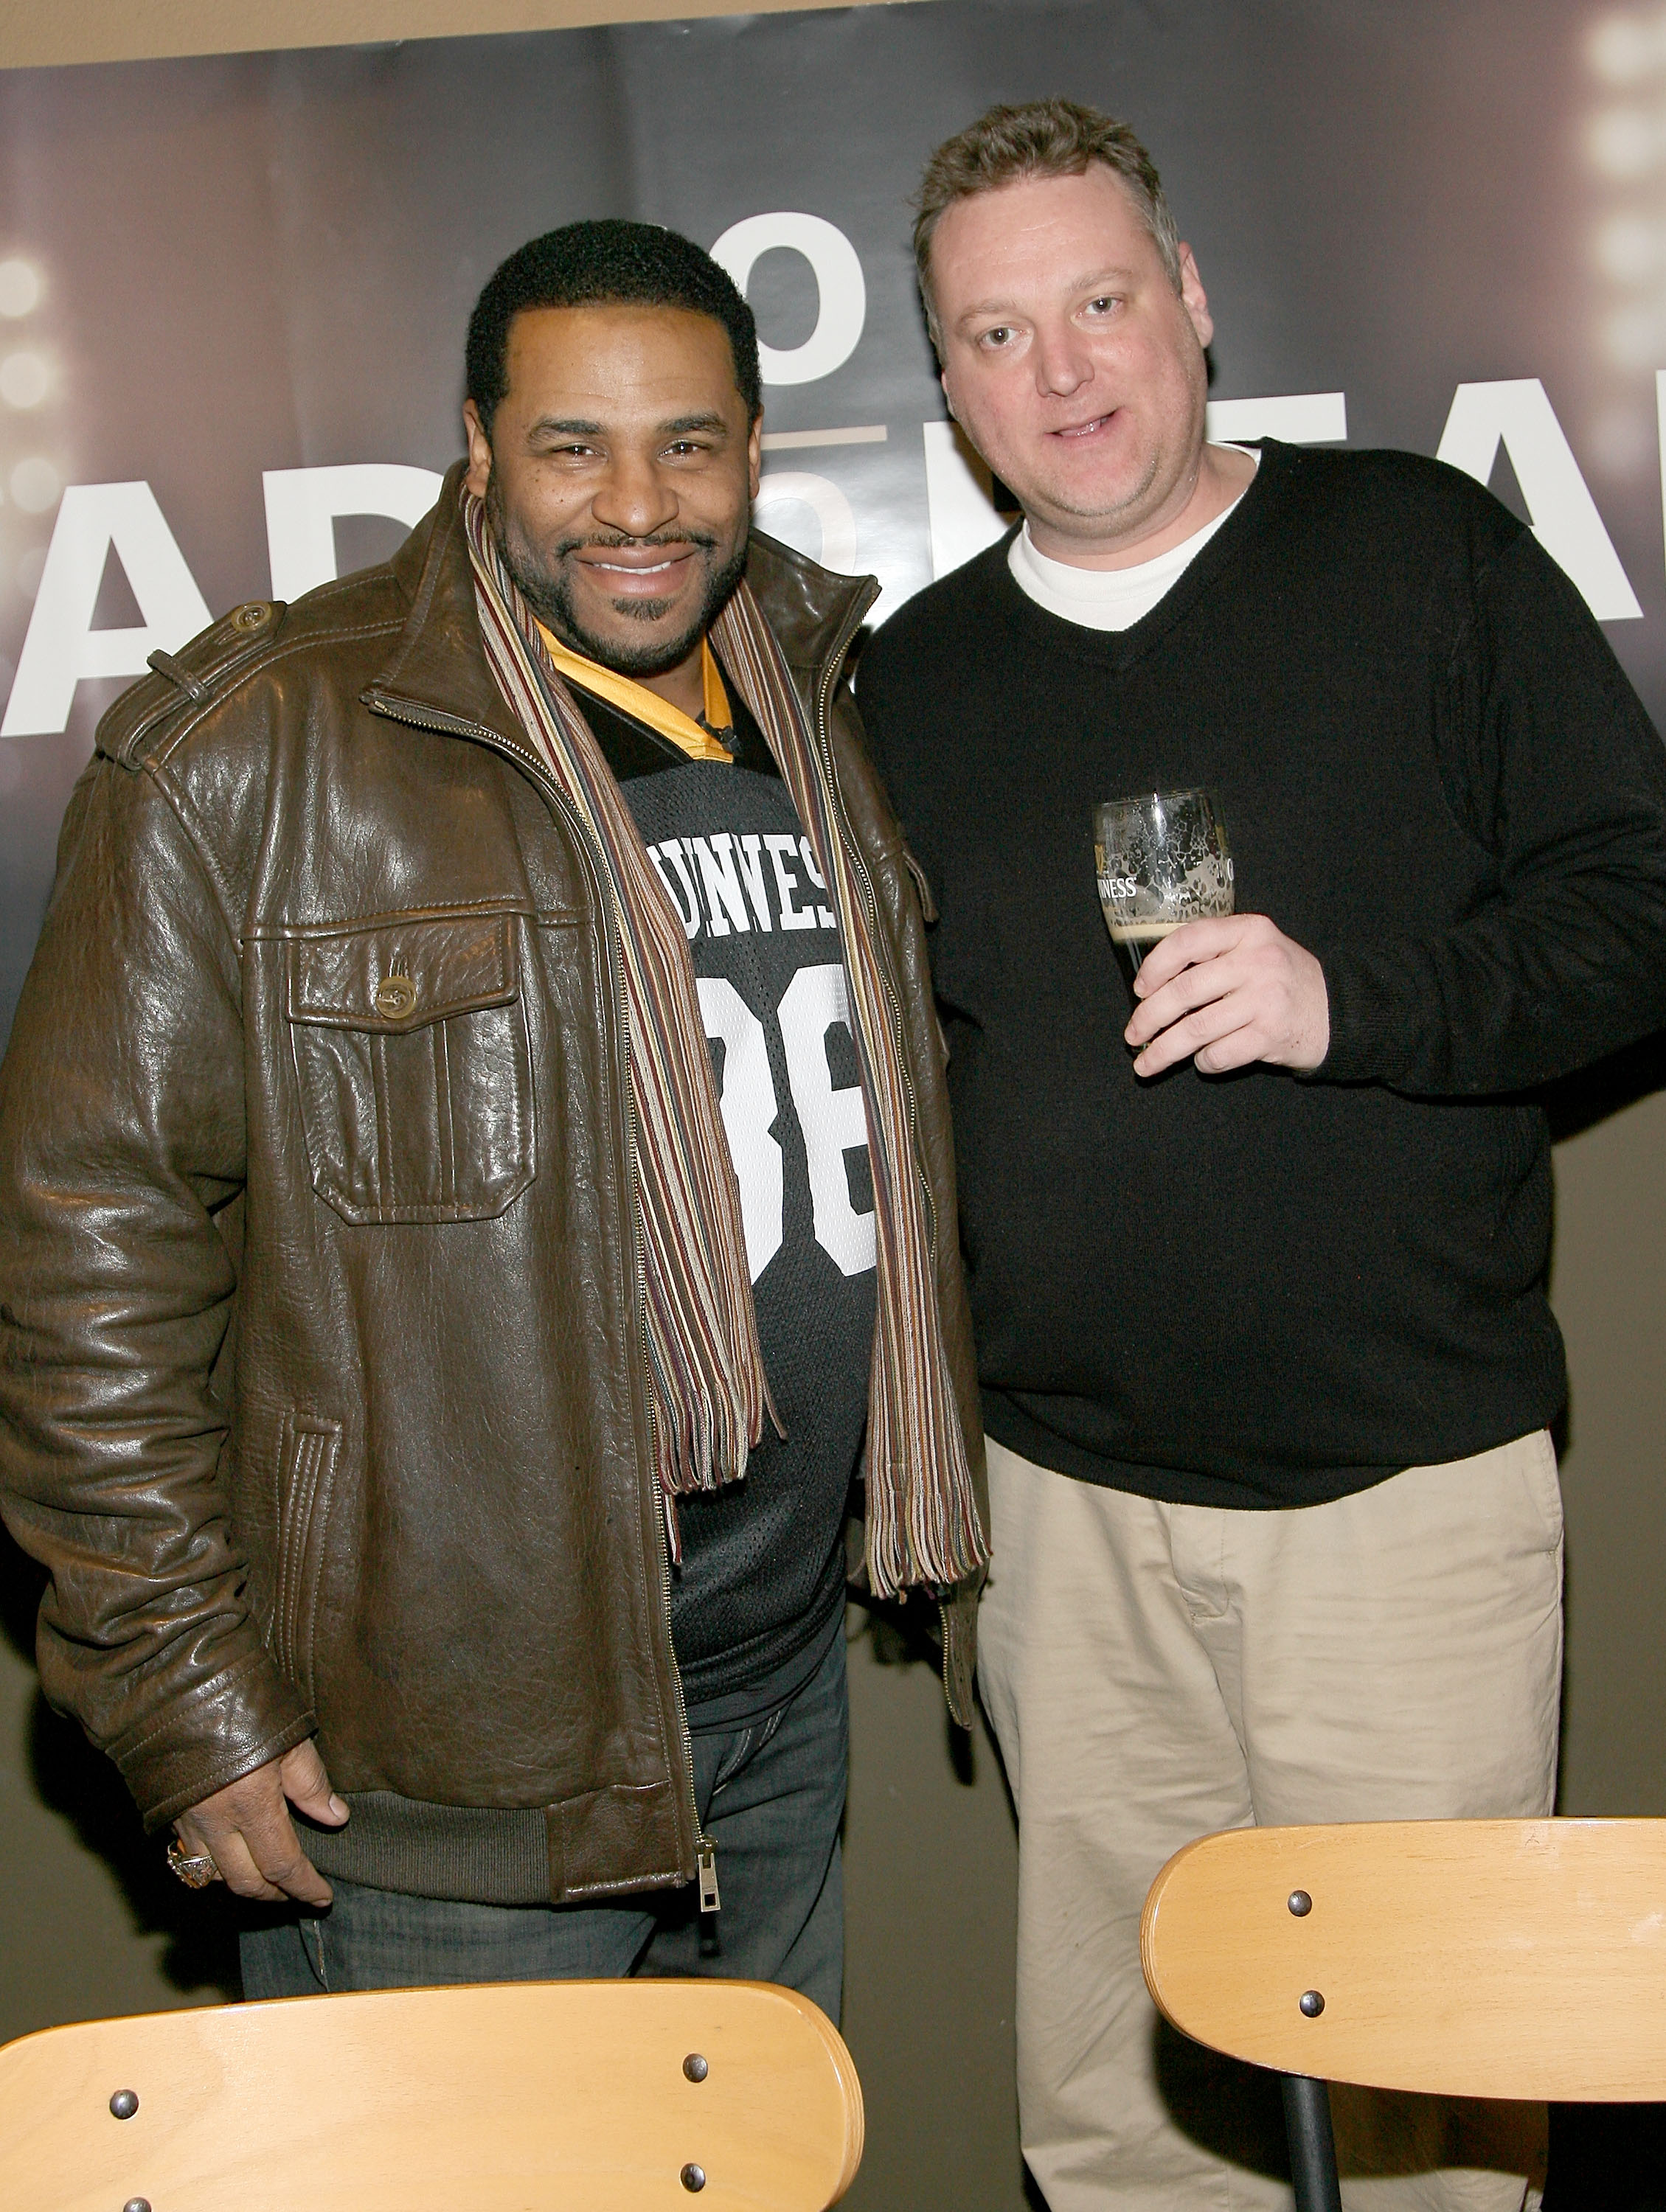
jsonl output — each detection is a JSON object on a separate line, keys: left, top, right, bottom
{"left": 374, "top": 975, "right": 417, "bottom": 1019}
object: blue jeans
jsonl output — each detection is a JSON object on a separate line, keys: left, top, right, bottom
{"left": 239, "top": 1625, "right": 848, "bottom": 2021}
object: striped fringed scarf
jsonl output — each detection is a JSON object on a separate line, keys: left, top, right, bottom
{"left": 465, "top": 492, "right": 987, "bottom": 1598}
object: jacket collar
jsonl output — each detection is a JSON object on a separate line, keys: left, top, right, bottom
{"left": 366, "top": 460, "right": 529, "bottom": 749}
{"left": 369, "top": 459, "right": 878, "bottom": 735}
{"left": 737, "top": 530, "right": 877, "bottom": 686}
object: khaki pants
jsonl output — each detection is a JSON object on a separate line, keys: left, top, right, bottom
{"left": 977, "top": 1432, "right": 1563, "bottom": 2212}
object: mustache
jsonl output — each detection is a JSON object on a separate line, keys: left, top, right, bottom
{"left": 553, "top": 529, "right": 721, "bottom": 557}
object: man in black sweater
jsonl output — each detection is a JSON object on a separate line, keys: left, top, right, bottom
{"left": 857, "top": 98, "right": 1666, "bottom": 2212}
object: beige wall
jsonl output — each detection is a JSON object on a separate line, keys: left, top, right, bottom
{"left": 0, "top": 0, "right": 907, "bottom": 69}
{"left": 1, "top": 9, "right": 1663, "bottom": 2212}
{"left": 1546, "top": 1071, "right": 1666, "bottom": 1819}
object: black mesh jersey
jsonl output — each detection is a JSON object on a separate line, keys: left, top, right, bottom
{"left": 576, "top": 684, "right": 875, "bottom": 1727}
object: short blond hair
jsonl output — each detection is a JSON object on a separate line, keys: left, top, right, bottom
{"left": 914, "top": 98, "right": 1182, "bottom": 341}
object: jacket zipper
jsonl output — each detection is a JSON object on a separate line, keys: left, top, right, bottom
{"left": 363, "top": 686, "right": 709, "bottom": 1891}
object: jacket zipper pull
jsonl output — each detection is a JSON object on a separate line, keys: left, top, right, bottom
{"left": 698, "top": 1842, "right": 721, "bottom": 1915}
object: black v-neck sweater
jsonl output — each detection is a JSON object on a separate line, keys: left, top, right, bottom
{"left": 857, "top": 439, "right": 1666, "bottom": 1506}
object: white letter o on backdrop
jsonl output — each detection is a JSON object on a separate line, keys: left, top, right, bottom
{"left": 709, "top": 212, "right": 867, "bottom": 386}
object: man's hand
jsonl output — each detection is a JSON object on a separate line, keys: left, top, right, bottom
{"left": 171, "top": 1739, "right": 348, "bottom": 1907}
{"left": 1125, "top": 914, "right": 1330, "bottom": 1078}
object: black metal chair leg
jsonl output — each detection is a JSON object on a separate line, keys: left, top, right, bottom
{"left": 1281, "top": 2073, "right": 1343, "bottom": 2212}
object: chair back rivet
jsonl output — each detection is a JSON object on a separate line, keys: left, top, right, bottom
{"left": 1143, "top": 1818, "right": 1666, "bottom": 2209}
{"left": 2, "top": 1980, "right": 864, "bottom": 2208}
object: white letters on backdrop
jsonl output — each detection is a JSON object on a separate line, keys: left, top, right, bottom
{"left": 264, "top": 464, "right": 444, "bottom": 602}
{"left": 709, "top": 212, "right": 867, "bottom": 386}
{"left": 1, "top": 483, "right": 212, "bottom": 738}
{"left": 923, "top": 420, "right": 1010, "bottom": 581}
{"left": 752, "top": 470, "right": 859, "bottom": 571}
{"left": 1437, "top": 379, "right": 1642, "bottom": 621}
{"left": 1204, "top": 392, "right": 1348, "bottom": 443}
{"left": 0, "top": 362, "right": 1649, "bottom": 738}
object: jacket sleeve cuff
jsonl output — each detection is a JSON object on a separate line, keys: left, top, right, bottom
{"left": 109, "top": 1654, "right": 316, "bottom": 1832}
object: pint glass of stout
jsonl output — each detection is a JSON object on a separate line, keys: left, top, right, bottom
{"left": 1094, "top": 789, "right": 1234, "bottom": 995}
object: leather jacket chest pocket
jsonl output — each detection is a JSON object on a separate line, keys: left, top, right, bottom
{"left": 286, "top": 913, "right": 535, "bottom": 1225}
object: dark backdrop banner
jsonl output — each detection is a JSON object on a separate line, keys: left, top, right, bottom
{"left": 0, "top": 0, "right": 1661, "bottom": 1033}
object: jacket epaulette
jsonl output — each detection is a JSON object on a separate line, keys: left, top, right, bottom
{"left": 97, "top": 599, "right": 288, "bottom": 770}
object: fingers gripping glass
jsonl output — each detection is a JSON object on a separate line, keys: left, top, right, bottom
{"left": 1094, "top": 789, "right": 1234, "bottom": 997}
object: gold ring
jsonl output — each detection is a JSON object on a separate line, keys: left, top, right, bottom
{"left": 166, "top": 1837, "right": 221, "bottom": 1889}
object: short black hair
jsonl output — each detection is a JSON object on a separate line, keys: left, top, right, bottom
{"left": 466, "top": 218, "right": 762, "bottom": 433}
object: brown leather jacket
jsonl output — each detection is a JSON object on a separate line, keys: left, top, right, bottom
{"left": 0, "top": 469, "right": 985, "bottom": 1904}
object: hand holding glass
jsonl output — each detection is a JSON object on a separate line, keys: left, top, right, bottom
{"left": 1094, "top": 790, "right": 1234, "bottom": 998}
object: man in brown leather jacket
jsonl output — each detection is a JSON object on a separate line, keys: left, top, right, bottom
{"left": 0, "top": 220, "right": 985, "bottom": 2011}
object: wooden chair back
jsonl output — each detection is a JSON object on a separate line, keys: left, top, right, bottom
{"left": 1140, "top": 1817, "right": 1666, "bottom": 2103}
{"left": 0, "top": 1975, "right": 864, "bottom": 2211}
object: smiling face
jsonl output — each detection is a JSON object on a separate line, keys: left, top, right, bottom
{"left": 463, "top": 302, "right": 761, "bottom": 681}
{"left": 929, "top": 164, "right": 1215, "bottom": 561}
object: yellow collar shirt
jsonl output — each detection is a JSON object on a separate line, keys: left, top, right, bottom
{"left": 535, "top": 622, "right": 735, "bottom": 765}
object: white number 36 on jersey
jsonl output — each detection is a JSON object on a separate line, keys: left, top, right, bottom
{"left": 696, "top": 964, "right": 875, "bottom": 1283}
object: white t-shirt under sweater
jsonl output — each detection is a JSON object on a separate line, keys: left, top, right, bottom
{"left": 1007, "top": 445, "right": 1258, "bottom": 630}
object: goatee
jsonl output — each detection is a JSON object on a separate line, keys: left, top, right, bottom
{"left": 485, "top": 474, "right": 748, "bottom": 678}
